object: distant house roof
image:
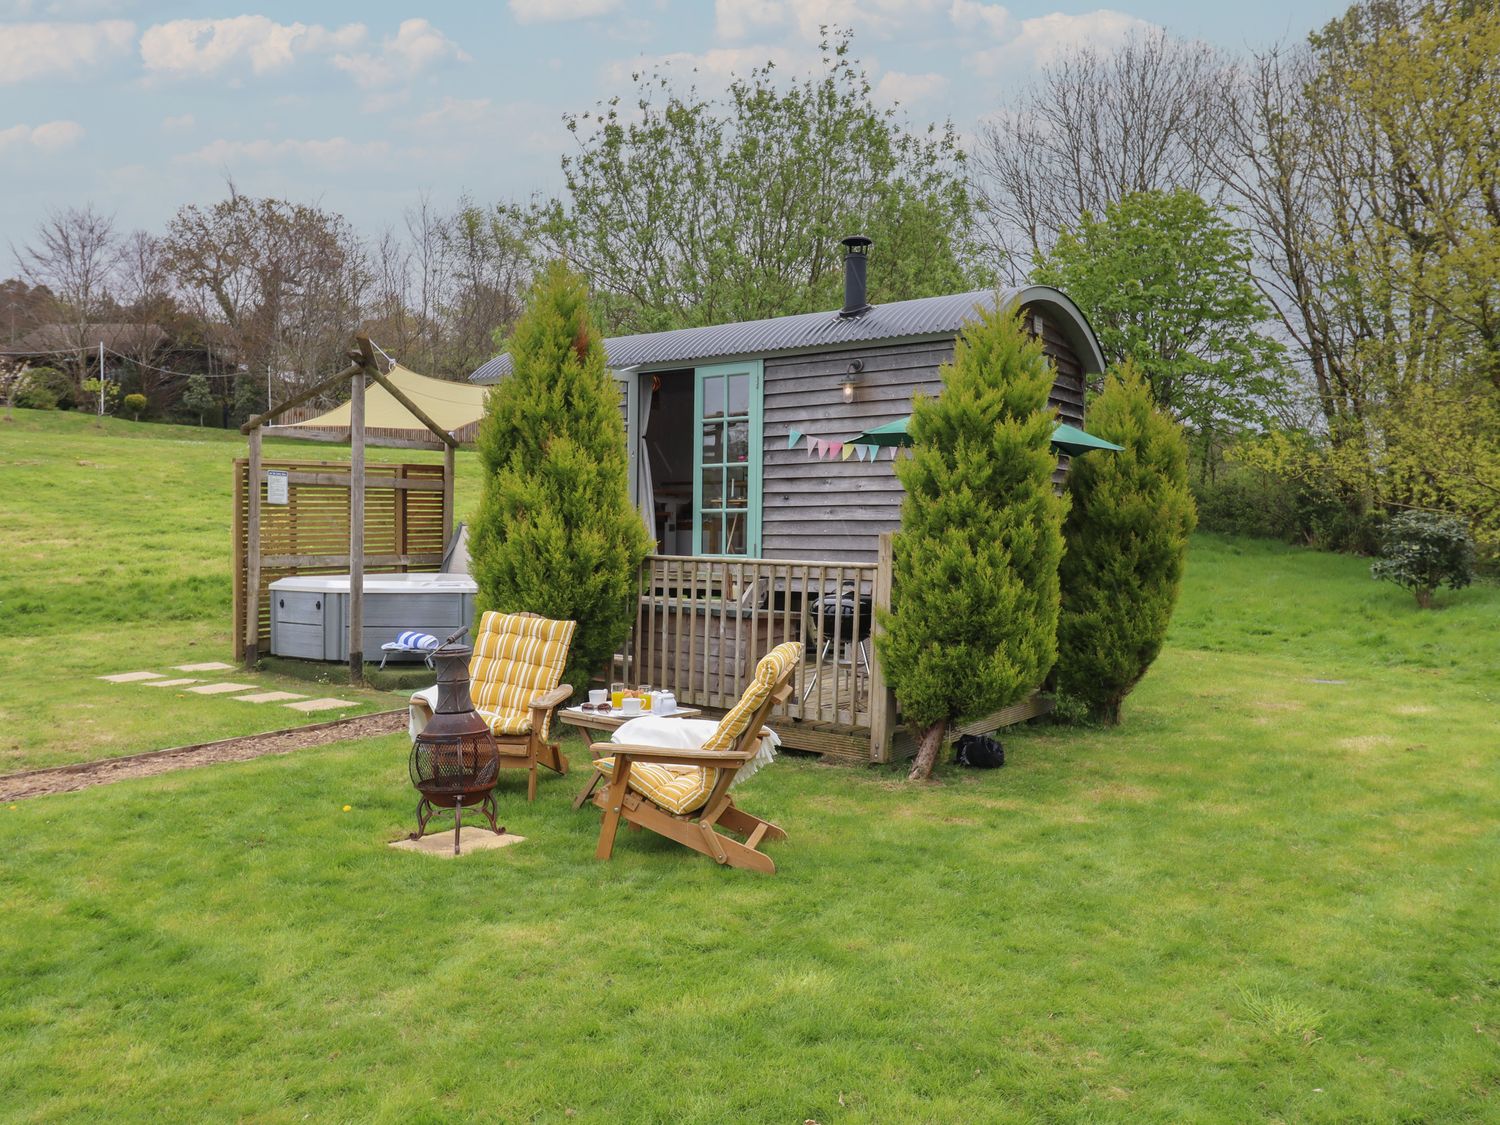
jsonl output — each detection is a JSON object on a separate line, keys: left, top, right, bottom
{"left": 469, "top": 285, "right": 1106, "bottom": 384}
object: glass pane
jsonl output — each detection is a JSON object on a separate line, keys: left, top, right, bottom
{"left": 701, "top": 423, "right": 722, "bottom": 464}
{"left": 727, "top": 373, "right": 749, "bottom": 416}
{"left": 726, "top": 466, "right": 748, "bottom": 508}
{"left": 702, "top": 375, "right": 725, "bottom": 419}
{"left": 724, "top": 513, "right": 746, "bottom": 554}
{"left": 726, "top": 421, "right": 749, "bottom": 464}
{"left": 701, "top": 514, "right": 722, "bottom": 555}
{"left": 702, "top": 467, "right": 724, "bottom": 506}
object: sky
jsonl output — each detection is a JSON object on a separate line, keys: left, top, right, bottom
{"left": 1, "top": 0, "right": 1353, "bottom": 269}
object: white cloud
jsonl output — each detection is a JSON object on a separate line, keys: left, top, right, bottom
{"left": 948, "top": 0, "right": 1008, "bottom": 38}
{"left": 0, "top": 19, "right": 134, "bottom": 83}
{"left": 179, "top": 136, "right": 391, "bottom": 170}
{"left": 509, "top": 0, "right": 620, "bottom": 25}
{"left": 969, "top": 9, "right": 1151, "bottom": 72}
{"left": 409, "top": 96, "right": 495, "bottom": 131}
{"left": 0, "top": 119, "right": 85, "bottom": 153}
{"left": 161, "top": 113, "right": 195, "bottom": 130}
{"left": 139, "top": 16, "right": 366, "bottom": 78}
{"left": 714, "top": 0, "right": 945, "bottom": 42}
{"left": 714, "top": 0, "right": 783, "bottom": 39}
{"left": 332, "top": 18, "right": 468, "bottom": 88}
{"left": 874, "top": 70, "right": 948, "bottom": 106}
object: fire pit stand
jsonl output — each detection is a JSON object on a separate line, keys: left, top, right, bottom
{"left": 408, "top": 632, "right": 503, "bottom": 855}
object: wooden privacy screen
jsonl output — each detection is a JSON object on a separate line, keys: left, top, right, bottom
{"left": 232, "top": 457, "right": 451, "bottom": 661}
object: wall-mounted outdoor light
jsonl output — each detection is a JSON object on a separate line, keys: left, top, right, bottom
{"left": 841, "top": 359, "right": 864, "bottom": 403}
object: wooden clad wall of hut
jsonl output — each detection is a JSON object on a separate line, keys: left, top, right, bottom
{"left": 760, "top": 310, "right": 1087, "bottom": 565}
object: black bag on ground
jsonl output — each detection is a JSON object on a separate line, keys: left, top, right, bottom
{"left": 953, "top": 733, "right": 1005, "bottom": 768}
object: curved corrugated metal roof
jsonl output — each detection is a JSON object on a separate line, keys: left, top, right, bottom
{"left": 469, "top": 285, "right": 1105, "bottom": 383}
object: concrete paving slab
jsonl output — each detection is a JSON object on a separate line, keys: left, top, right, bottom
{"left": 174, "top": 662, "right": 236, "bottom": 672}
{"left": 285, "top": 698, "right": 360, "bottom": 713}
{"left": 142, "top": 678, "right": 202, "bottom": 688}
{"left": 99, "top": 671, "right": 165, "bottom": 683}
{"left": 388, "top": 832, "right": 525, "bottom": 857}
{"left": 186, "top": 682, "right": 258, "bottom": 695}
{"left": 234, "top": 691, "right": 307, "bottom": 703}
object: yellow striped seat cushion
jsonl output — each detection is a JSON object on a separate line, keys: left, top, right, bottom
{"left": 468, "top": 611, "right": 576, "bottom": 740}
{"left": 593, "top": 757, "right": 720, "bottom": 815}
{"left": 700, "top": 641, "right": 803, "bottom": 752}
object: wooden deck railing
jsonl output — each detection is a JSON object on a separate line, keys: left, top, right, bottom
{"left": 615, "top": 546, "right": 897, "bottom": 761}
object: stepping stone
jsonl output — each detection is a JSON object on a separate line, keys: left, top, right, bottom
{"left": 234, "top": 691, "right": 307, "bottom": 704}
{"left": 142, "top": 678, "right": 201, "bottom": 688}
{"left": 175, "top": 662, "right": 236, "bottom": 672}
{"left": 187, "top": 682, "right": 258, "bottom": 695}
{"left": 389, "top": 832, "right": 525, "bottom": 857}
{"left": 99, "top": 671, "right": 166, "bottom": 683}
{"left": 286, "top": 698, "right": 359, "bottom": 713}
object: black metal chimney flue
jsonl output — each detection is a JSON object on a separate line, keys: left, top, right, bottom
{"left": 839, "top": 235, "right": 873, "bottom": 317}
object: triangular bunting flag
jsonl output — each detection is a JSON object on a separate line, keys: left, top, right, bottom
{"left": 787, "top": 428, "right": 802, "bottom": 450}
{"left": 862, "top": 445, "right": 877, "bottom": 462}
{"left": 841, "top": 444, "right": 854, "bottom": 461}
{"left": 806, "top": 438, "right": 819, "bottom": 458}
{"left": 828, "top": 441, "right": 843, "bottom": 460}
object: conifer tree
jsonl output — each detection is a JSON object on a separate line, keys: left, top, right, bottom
{"left": 877, "top": 304, "right": 1066, "bottom": 780}
{"left": 1057, "top": 363, "right": 1196, "bottom": 723}
{"left": 470, "top": 262, "right": 651, "bottom": 693}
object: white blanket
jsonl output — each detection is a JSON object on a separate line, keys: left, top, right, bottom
{"left": 408, "top": 685, "right": 438, "bottom": 741}
{"left": 610, "top": 716, "right": 779, "bottom": 788}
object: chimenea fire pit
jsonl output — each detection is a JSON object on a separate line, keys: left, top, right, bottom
{"left": 408, "top": 630, "right": 502, "bottom": 854}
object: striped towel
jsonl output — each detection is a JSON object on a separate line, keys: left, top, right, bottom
{"left": 384, "top": 631, "right": 440, "bottom": 651}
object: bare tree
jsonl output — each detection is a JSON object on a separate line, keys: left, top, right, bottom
{"left": 12, "top": 205, "right": 121, "bottom": 391}
{"left": 110, "top": 230, "right": 183, "bottom": 403}
{"left": 437, "top": 198, "right": 530, "bottom": 376}
{"left": 973, "top": 28, "right": 1232, "bottom": 275}
{"left": 163, "top": 184, "right": 370, "bottom": 404}
{"left": 1213, "top": 45, "right": 1369, "bottom": 445}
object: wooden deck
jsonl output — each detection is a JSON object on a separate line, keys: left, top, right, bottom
{"left": 616, "top": 544, "right": 1052, "bottom": 764}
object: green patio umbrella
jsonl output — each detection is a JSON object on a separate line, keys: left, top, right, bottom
{"left": 848, "top": 416, "right": 1123, "bottom": 455}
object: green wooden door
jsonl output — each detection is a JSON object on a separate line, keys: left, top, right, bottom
{"left": 692, "top": 360, "right": 762, "bottom": 556}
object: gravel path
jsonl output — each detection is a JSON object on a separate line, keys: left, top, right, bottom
{"left": 0, "top": 710, "right": 406, "bottom": 802}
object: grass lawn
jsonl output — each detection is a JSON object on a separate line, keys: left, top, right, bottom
{"left": 2, "top": 412, "right": 1497, "bottom": 1121}
{"left": 0, "top": 410, "right": 483, "bottom": 772}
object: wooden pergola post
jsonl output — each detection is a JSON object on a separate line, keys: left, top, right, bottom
{"left": 348, "top": 358, "right": 367, "bottom": 685}
{"left": 239, "top": 332, "right": 461, "bottom": 685}
{"left": 244, "top": 427, "right": 262, "bottom": 670}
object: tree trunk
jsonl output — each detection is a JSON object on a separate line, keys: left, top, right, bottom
{"left": 1096, "top": 699, "right": 1123, "bottom": 725}
{"left": 907, "top": 719, "right": 947, "bottom": 781}
{"left": 1415, "top": 586, "right": 1433, "bottom": 609}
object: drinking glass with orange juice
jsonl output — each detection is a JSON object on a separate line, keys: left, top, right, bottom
{"left": 610, "top": 681, "right": 625, "bottom": 710}
{"left": 638, "top": 684, "right": 652, "bottom": 711}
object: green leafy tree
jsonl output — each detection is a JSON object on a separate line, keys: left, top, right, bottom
{"left": 123, "top": 393, "right": 147, "bottom": 421}
{"left": 470, "top": 262, "right": 651, "bottom": 693}
{"left": 1371, "top": 511, "right": 1476, "bottom": 609}
{"left": 877, "top": 304, "right": 1066, "bottom": 780}
{"left": 527, "top": 30, "right": 984, "bottom": 334}
{"left": 182, "top": 375, "right": 215, "bottom": 426}
{"left": 1033, "top": 189, "right": 1288, "bottom": 448}
{"left": 1057, "top": 364, "right": 1197, "bottom": 724}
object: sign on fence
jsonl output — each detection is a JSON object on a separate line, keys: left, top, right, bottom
{"left": 266, "top": 470, "right": 289, "bottom": 505}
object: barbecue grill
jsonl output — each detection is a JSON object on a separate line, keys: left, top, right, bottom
{"left": 408, "top": 632, "right": 502, "bottom": 854}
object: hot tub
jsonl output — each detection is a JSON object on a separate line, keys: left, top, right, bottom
{"left": 268, "top": 573, "right": 478, "bottom": 663}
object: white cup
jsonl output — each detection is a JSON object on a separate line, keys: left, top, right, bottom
{"left": 621, "top": 697, "right": 642, "bottom": 716}
{"left": 588, "top": 689, "right": 606, "bottom": 706}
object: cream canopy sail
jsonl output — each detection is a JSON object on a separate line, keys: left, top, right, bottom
{"left": 270, "top": 364, "right": 488, "bottom": 443}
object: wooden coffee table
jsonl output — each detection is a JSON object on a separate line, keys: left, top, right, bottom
{"left": 559, "top": 704, "right": 702, "bottom": 809}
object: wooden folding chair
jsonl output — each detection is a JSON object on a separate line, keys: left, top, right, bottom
{"left": 411, "top": 610, "right": 575, "bottom": 801}
{"left": 589, "top": 641, "right": 801, "bottom": 873}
